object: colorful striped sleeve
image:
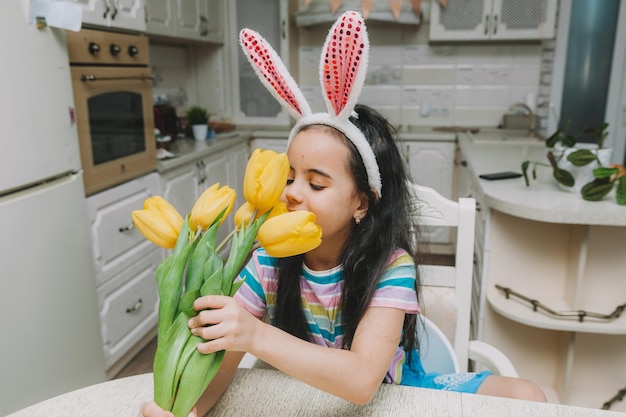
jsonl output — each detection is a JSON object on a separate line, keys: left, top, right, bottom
{"left": 369, "top": 250, "right": 420, "bottom": 314}
{"left": 233, "top": 249, "right": 276, "bottom": 318}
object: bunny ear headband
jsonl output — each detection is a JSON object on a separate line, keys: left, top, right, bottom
{"left": 239, "top": 11, "right": 382, "bottom": 197}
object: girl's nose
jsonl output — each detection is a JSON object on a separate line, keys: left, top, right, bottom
{"left": 284, "top": 182, "right": 303, "bottom": 209}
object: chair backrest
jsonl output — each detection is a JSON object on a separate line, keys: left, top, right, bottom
{"left": 410, "top": 183, "right": 476, "bottom": 372}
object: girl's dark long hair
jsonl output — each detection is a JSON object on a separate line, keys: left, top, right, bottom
{"left": 274, "top": 104, "right": 421, "bottom": 355}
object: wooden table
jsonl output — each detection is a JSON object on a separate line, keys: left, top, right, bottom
{"left": 7, "top": 368, "right": 626, "bottom": 417}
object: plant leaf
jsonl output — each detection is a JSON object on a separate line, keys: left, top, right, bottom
{"left": 521, "top": 161, "right": 531, "bottom": 186}
{"left": 616, "top": 176, "right": 626, "bottom": 205}
{"left": 567, "top": 149, "right": 597, "bottom": 166}
{"left": 593, "top": 167, "right": 619, "bottom": 179}
{"left": 553, "top": 168, "right": 575, "bottom": 187}
{"left": 153, "top": 311, "right": 194, "bottom": 410}
{"left": 581, "top": 179, "right": 613, "bottom": 201}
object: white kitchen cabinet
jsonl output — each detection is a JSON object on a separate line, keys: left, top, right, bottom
{"left": 429, "top": 0, "right": 557, "bottom": 41}
{"left": 97, "top": 248, "right": 160, "bottom": 372}
{"left": 458, "top": 136, "right": 626, "bottom": 410}
{"left": 159, "top": 140, "right": 249, "bottom": 250}
{"left": 145, "top": 0, "right": 224, "bottom": 43}
{"left": 229, "top": 0, "right": 290, "bottom": 126}
{"left": 74, "top": 0, "right": 146, "bottom": 32}
{"left": 86, "top": 172, "right": 163, "bottom": 376}
{"left": 250, "top": 136, "right": 288, "bottom": 154}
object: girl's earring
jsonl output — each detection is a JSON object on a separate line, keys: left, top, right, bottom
{"left": 354, "top": 217, "right": 361, "bottom": 225}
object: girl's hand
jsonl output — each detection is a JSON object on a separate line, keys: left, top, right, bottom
{"left": 189, "top": 295, "right": 260, "bottom": 355}
{"left": 137, "top": 402, "right": 197, "bottom": 417}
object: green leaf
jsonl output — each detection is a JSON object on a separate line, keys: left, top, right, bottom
{"left": 581, "top": 179, "right": 613, "bottom": 201}
{"left": 170, "top": 349, "right": 225, "bottom": 417}
{"left": 200, "top": 264, "right": 223, "bottom": 297}
{"left": 155, "top": 240, "right": 196, "bottom": 339}
{"left": 222, "top": 211, "right": 269, "bottom": 294}
{"left": 521, "top": 161, "right": 531, "bottom": 186}
{"left": 185, "top": 222, "right": 220, "bottom": 292}
{"left": 567, "top": 149, "right": 598, "bottom": 167}
{"left": 593, "top": 167, "right": 619, "bottom": 179}
{"left": 553, "top": 168, "right": 575, "bottom": 187}
{"left": 545, "top": 130, "right": 563, "bottom": 148}
{"left": 153, "top": 311, "right": 194, "bottom": 410}
{"left": 616, "top": 176, "right": 626, "bottom": 205}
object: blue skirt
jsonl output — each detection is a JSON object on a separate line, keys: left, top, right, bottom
{"left": 399, "top": 349, "right": 492, "bottom": 394}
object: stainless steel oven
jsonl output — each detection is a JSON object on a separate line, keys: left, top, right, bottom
{"left": 66, "top": 29, "right": 156, "bottom": 196}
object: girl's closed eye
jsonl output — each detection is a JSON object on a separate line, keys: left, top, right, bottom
{"left": 310, "top": 183, "right": 325, "bottom": 191}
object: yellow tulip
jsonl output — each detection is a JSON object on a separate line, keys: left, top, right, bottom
{"left": 234, "top": 200, "right": 289, "bottom": 229}
{"left": 132, "top": 196, "right": 183, "bottom": 249}
{"left": 257, "top": 210, "right": 322, "bottom": 257}
{"left": 244, "top": 149, "right": 289, "bottom": 212}
{"left": 190, "top": 183, "right": 236, "bottom": 231}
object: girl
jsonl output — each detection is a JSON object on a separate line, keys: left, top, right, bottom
{"left": 140, "top": 12, "right": 545, "bottom": 417}
{"left": 141, "top": 105, "right": 545, "bottom": 417}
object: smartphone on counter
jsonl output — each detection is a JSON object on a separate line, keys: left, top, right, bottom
{"left": 479, "top": 171, "right": 523, "bottom": 180}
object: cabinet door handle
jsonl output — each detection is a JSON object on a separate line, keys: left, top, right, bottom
{"left": 103, "top": 0, "right": 111, "bottom": 19}
{"left": 126, "top": 299, "right": 143, "bottom": 314}
{"left": 119, "top": 223, "right": 135, "bottom": 233}
{"left": 484, "top": 15, "right": 489, "bottom": 35}
{"left": 493, "top": 14, "right": 498, "bottom": 35}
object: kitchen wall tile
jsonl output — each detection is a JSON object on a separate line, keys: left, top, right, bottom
{"left": 455, "top": 107, "right": 504, "bottom": 127}
{"left": 402, "top": 65, "right": 456, "bottom": 85}
{"left": 401, "top": 106, "right": 455, "bottom": 127}
{"left": 511, "top": 64, "right": 541, "bottom": 86}
{"left": 403, "top": 45, "right": 457, "bottom": 65}
{"left": 295, "top": 21, "right": 543, "bottom": 128}
{"left": 370, "top": 46, "right": 404, "bottom": 66}
{"left": 361, "top": 86, "right": 404, "bottom": 106}
{"left": 456, "top": 86, "right": 510, "bottom": 107}
{"left": 456, "top": 65, "right": 512, "bottom": 86}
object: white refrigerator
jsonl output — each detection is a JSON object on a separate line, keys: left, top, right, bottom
{"left": 0, "top": 2, "right": 106, "bottom": 414}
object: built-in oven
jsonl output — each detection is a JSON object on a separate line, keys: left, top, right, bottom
{"left": 66, "top": 28, "right": 156, "bottom": 196}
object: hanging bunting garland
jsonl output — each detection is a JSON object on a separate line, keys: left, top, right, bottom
{"left": 360, "top": 0, "right": 373, "bottom": 19}
{"left": 388, "top": 0, "right": 403, "bottom": 20}
{"left": 330, "top": 0, "right": 342, "bottom": 14}
{"left": 410, "top": 0, "right": 422, "bottom": 15}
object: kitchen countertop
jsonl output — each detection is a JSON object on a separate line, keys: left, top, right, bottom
{"left": 157, "top": 132, "right": 252, "bottom": 173}
{"left": 8, "top": 368, "right": 626, "bottom": 417}
{"left": 157, "top": 126, "right": 458, "bottom": 174}
{"left": 458, "top": 131, "right": 626, "bottom": 226}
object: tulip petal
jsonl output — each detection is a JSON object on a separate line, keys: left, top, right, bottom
{"left": 144, "top": 196, "right": 184, "bottom": 232}
{"left": 132, "top": 209, "right": 179, "bottom": 249}
{"left": 258, "top": 211, "right": 322, "bottom": 257}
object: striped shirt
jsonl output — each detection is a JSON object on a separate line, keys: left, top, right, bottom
{"left": 233, "top": 247, "right": 420, "bottom": 384}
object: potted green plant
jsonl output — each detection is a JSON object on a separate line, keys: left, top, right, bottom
{"left": 186, "top": 106, "right": 209, "bottom": 140}
{"left": 521, "top": 121, "right": 626, "bottom": 205}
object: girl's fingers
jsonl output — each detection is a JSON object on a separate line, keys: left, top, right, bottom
{"left": 192, "top": 294, "right": 229, "bottom": 311}
{"left": 138, "top": 402, "right": 174, "bottom": 417}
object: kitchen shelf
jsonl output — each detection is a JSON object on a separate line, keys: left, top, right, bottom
{"left": 487, "top": 286, "right": 626, "bottom": 335}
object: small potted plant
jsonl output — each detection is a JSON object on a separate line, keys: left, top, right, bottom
{"left": 521, "top": 121, "right": 626, "bottom": 205}
{"left": 186, "top": 106, "right": 209, "bottom": 140}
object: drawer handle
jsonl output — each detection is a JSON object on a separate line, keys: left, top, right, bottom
{"left": 126, "top": 299, "right": 143, "bottom": 314}
{"left": 119, "top": 223, "right": 135, "bottom": 233}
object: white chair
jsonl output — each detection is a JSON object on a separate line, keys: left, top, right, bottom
{"left": 411, "top": 183, "right": 517, "bottom": 376}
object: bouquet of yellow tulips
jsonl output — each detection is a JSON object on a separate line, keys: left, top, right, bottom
{"left": 132, "top": 149, "right": 322, "bottom": 417}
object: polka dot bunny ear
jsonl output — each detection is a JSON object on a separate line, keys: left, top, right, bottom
{"left": 320, "top": 11, "right": 369, "bottom": 120}
{"left": 239, "top": 28, "right": 311, "bottom": 120}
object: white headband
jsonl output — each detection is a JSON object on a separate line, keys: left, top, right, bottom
{"left": 239, "top": 11, "right": 382, "bottom": 197}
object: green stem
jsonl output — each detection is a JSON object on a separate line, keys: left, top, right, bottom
{"left": 215, "top": 228, "right": 236, "bottom": 253}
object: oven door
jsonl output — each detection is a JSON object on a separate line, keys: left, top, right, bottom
{"left": 71, "top": 66, "right": 157, "bottom": 195}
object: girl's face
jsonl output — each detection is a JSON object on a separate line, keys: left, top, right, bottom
{"left": 284, "top": 127, "right": 369, "bottom": 262}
